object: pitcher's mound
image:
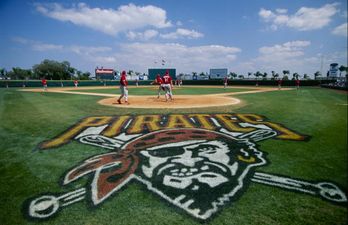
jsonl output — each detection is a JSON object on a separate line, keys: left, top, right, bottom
{"left": 98, "top": 95, "right": 241, "bottom": 108}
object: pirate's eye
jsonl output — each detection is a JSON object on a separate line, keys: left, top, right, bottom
{"left": 195, "top": 145, "right": 218, "bottom": 154}
{"left": 148, "top": 147, "right": 185, "bottom": 157}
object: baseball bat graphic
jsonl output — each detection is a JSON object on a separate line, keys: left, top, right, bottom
{"left": 27, "top": 172, "right": 346, "bottom": 219}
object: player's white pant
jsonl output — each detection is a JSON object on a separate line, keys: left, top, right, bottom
{"left": 157, "top": 85, "right": 163, "bottom": 97}
{"left": 163, "top": 84, "right": 173, "bottom": 100}
{"left": 120, "top": 85, "right": 128, "bottom": 102}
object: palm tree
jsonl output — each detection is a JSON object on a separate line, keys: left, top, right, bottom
{"left": 339, "top": 65, "right": 346, "bottom": 77}
{"left": 263, "top": 72, "right": 268, "bottom": 80}
{"left": 247, "top": 72, "right": 252, "bottom": 79}
{"left": 314, "top": 71, "right": 321, "bottom": 80}
{"left": 229, "top": 72, "right": 233, "bottom": 79}
{"left": 282, "top": 70, "right": 290, "bottom": 78}
{"left": 292, "top": 73, "right": 299, "bottom": 80}
{"left": 230, "top": 72, "right": 237, "bottom": 79}
{"left": 254, "top": 71, "right": 262, "bottom": 80}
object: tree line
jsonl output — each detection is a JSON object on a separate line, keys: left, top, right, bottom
{"left": 178, "top": 66, "right": 347, "bottom": 81}
{"left": 0, "top": 59, "right": 91, "bottom": 80}
{"left": 227, "top": 66, "right": 347, "bottom": 80}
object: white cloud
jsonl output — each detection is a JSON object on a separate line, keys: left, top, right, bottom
{"left": 332, "top": 23, "right": 347, "bottom": 37}
{"left": 18, "top": 40, "right": 240, "bottom": 73}
{"left": 69, "top": 46, "right": 112, "bottom": 55}
{"left": 12, "top": 37, "right": 64, "bottom": 51}
{"left": 276, "top": 8, "right": 287, "bottom": 14}
{"left": 259, "top": 3, "right": 339, "bottom": 31}
{"left": 239, "top": 40, "right": 314, "bottom": 74}
{"left": 160, "top": 28, "right": 204, "bottom": 39}
{"left": 35, "top": 3, "right": 172, "bottom": 36}
{"left": 12, "top": 37, "right": 30, "bottom": 44}
{"left": 32, "top": 43, "right": 63, "bottom": 51}
{"left": 259, "top": 41, "right": 311, "bottom": 57}
{"left": 126, "top": 29, "right": 159, "bottom": 40}
{"left": 176, "top": 21, "right": 183, "bottom": 26}
{"left": 114, "top": 43, "right": 240, "bottom": 73}
{"left": 12, "top": 37, "right": 112, "bottom": 63}
{"left": 259, "top": 8, "right": 275, "bottom": 21}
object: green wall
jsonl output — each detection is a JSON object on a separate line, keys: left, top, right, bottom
{"left": 0, "top": 79, "right": 333, "bottom": 88}
{"left": 148, "top": 68, "right": 176, "bottom": 80}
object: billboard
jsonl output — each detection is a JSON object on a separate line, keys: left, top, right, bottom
{"left": 95, "top": 68, "right": 115, "bottom": 80}
{"left": 210, "top": 68, "right": 228, "bottom": 79}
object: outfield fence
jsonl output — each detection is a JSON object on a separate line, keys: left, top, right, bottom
{"left": 0, "top": 79, "right": 333, "bottom": 88}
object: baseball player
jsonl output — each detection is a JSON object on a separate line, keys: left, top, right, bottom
{"left": 224, "top": 76, "right": 228, "bottom": 88}
{"left": 277, "top": 79, "right": 282, "bottom": 90}
{"left": 117, "top": 71, "right": 129, "bottom": 104}
{"left": 295, "top": 79, "right": 300, "bottom": 90}
{"left": 41, "top": 78, "right": 47, "bottom": 91}
{"left": 162, "top": 70, "right": 173, "bottom": 101}
{"left": 74, "top": 79, "right": 78, "bottom": 88}
{"left": 154, "top": 74, "right": 164, "bottom": 98}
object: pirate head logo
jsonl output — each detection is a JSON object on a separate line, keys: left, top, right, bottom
{"left": 129, "top": 129, "right": 266, "bottom": 219}
{"left": 24, "top": 114, "right": 347, "bottom": 221}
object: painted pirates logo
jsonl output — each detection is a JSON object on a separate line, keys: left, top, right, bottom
{"left": 24, "top": 114, "right": 347, "bottom": 221}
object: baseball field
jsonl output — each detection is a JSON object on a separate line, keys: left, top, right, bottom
{"left": 0, "top": 85, "right": 347, "bottom": 225}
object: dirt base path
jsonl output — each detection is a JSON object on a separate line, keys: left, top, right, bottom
{"left": 99, "top": 95, "right": 241, "bottom": 108}
{"left": 21, "top": 86, "right": 291, "bottom": 109}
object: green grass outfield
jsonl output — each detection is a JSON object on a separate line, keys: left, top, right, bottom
{"left": 0, "top": 86, "right": 347, "bottom": 225}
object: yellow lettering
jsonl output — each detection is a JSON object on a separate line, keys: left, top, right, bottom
{"left": 40, "top": 116, "right": 112, "bottom": 149}
{"left": 128, "top": 115, "right": 161, "bottom": 134}
{"left": 102, "top": 116, "right": 131, "bottom": 137}
{"left": 189, "top": 114, "right": 215, "bottom": 130}
{"left": 165, "top": 114, "right": 194, "bottom": 129}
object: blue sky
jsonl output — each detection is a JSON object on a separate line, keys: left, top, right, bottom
{"left": 0, "top": 0, "right": 347, "bottom": 77}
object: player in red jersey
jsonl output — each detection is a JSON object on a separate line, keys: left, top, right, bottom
{"left": 74, "top": 79, "right": 78, "bottom": 88}
{"left": 117, "top": 71, "right": 129, "bottom": 104}
{"left": 41, "top": 78, "right": 47, "bottom": 91}
{"left": 154, "top": 74, "right": 164, "bottom": 98}
{"left": 277, "top": 79, "right": 282, "bottom": 90}
{"left": 162, "top": 70, "right": 173, "bottom": 101}
{"left": 295, "top": 79, "right": 300, "bottom": 90}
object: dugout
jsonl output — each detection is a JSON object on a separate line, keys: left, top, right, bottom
{"left": 148, "top": 68, "right": 176, "bottom": 80}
